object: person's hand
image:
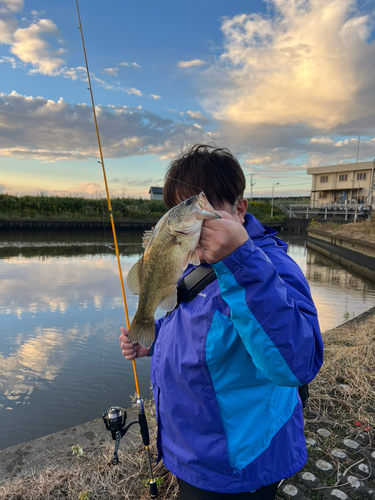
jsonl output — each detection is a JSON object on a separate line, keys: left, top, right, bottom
{"left": 119, "top": 327, "right": 151, "bottom": 360}
{"left": 196, "top": 211, "right": 249, "bottom": 264}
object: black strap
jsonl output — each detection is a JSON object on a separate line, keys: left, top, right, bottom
{"left": 176, "top": 266, "right": 217, "bottom": 306}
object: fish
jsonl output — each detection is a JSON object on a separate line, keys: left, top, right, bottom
{"left": 126, "top": 192, "right": 220, "bottom": 348}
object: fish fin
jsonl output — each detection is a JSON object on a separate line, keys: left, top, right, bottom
{"left": 158, "top": 287, "right": 178, "bottom": 312}
{"left": 159, "top": 234, "right": 180, "bottom": 256}
{"left": 127, "top": 257, "right": 142, "bottom": 295}
{"left": 142, "top": 227, "right": 155, "bottom": 249}
{"left": 189, "top": 251, "right": 201, "bottom": 266}
{"left": 128, "top": 312, "right": 155, "bottom": 349}
{"left": 181, "top": 250, "right": 199, "bottom": 271}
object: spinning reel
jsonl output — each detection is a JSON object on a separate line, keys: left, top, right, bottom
{"left": 102, "top": 399, "right": 158, "bottom": 497}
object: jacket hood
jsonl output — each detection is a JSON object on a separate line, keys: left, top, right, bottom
{"left": 244, "top": 213, "right": 288, "bottom": 253}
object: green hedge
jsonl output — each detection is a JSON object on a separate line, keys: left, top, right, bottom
{"left": 0, "top": 194, "right": 284, "bottom": 223}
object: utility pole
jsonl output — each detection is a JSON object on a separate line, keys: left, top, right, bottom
{"left": 249, "top": 174, "right": 255, "bottom": 200}
{"left": 271, "top": 182, "right": 279, "bottom": 218}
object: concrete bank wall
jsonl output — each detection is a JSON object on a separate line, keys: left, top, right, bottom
{"left": 307, "top": 229, "right": 375, "bottom": 281}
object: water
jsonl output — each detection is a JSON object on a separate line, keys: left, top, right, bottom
{"left": 0, "top": 229, "right": 374, "bottom": 451}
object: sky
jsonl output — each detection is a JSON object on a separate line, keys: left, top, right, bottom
{"left": 0, "top": 0, "right": 375, "bottom": 199}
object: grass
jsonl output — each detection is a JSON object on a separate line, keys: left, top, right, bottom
{"left": 308, "top": 218, "right": 375, "bottom": 243}
{"left": 308, "top": 314, "right": 375, "bottom": 432}
{"left": 0, "top": 194, "right": 167, "bottom": 221}
{"left": 0, "top": 194, "right": 285, "bottom": 223}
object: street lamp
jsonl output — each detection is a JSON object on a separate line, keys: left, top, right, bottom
{"left": 271, "top": 182, "right": 279, "bottom": 218}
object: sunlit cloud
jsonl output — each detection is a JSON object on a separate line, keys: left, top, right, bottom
{"left": 203, "top": 0, "right": 375, "bottom": 131}
{"left": 186, "top": 110, "right": 209, "bottom": 125}
{"left": 150, "top": 94, "right": 161, "bottom": 100}
{"left": 177, "top": 59, "right": 206, "bottom": 68}
{"left": 11, "top": 19, "right": 65, "bottom": 75}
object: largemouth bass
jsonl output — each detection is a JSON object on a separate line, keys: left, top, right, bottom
{"left": 127, "top": 192, "right": 220, "bottom": 348}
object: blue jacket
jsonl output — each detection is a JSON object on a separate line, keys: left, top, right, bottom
{"left": 150, "top": 214, "right": 323, "bottom": 493}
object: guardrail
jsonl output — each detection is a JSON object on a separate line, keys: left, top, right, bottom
{"left": 276, "top": 203, "right": 372, "bottom": 221}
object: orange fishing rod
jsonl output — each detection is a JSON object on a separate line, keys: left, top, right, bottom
{"left": 75, "top": 1, "right": 157, "bottom": 496}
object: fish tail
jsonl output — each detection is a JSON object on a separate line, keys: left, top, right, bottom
{"left": 128, "top": 312, "right": 155, "bottom": 349}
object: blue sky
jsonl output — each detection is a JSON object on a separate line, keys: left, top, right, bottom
{"left": 0, "top": 0, "right": 375, "bottom": 199}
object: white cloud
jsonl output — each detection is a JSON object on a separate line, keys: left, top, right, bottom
{"left": 177, "top": 59, "right": 206, "bottom": 68}
{"left": 0, "top": 17, "right": 17, "bottom": 43}
{"left": 7, "top": 19, "right": 65, "bottom": 75}
{"left": 0, "top": 0, "right": 24, "bottom": 14}
{"left": 0, "top": 55, "right": 22, "bottom": 68}
{"left": 103, "top": 67, "right": 118, "bottom": 76}
{"left": 193, "top": 124, "right": 202, "bottom": 130}
{"left": 126, "top": 87, "right": 143, "bottom": 96}
{"left": 203, "top": 0, "right": 375, "bottom": 130}
{"left": 0, "top": 91, "right": 213, "bottom": 162}
{"left": 150, "top": 94, "right": 161, "bottom": 100}
{"left": 186, "top": 110, "right": 209, "bottom": 124}
{"left": 117, "top": 61, "right": 141, "bottom": 68}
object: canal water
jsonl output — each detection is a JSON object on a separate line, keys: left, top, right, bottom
{"left": 0, "top": 229, "right": 374, "bottom": 451}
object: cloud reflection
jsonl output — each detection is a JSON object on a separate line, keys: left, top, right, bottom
{"left": 0, "top": 254, "right": 139, "bottom": 316}
{"left": 0, "top": 326, "right": 79, "bottom": 401}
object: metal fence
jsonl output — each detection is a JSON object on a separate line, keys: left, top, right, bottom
{"left": 276, "top": 203, "right": 372, "bottom": 221}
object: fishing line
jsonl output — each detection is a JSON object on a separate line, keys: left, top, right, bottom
{"left": 75, "top": 1, "right": 157, "bottom": 496}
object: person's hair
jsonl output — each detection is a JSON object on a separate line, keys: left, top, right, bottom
{"left": 163, "top": 143, "right": 246, "bottom": 209}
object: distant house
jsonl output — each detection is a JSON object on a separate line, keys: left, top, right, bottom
{"left": 149, "top": 186, "right": 163, "bottom": 200}
{"left": 307, "top": 160, "right": 375, "bottom": 206}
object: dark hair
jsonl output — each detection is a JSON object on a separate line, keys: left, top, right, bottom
{"left": 163, "top": 143, "right": 246, "bottom": 209}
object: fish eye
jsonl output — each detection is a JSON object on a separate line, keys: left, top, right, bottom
{"left": 185, "top": 198, "right": 192, "bottom": 206}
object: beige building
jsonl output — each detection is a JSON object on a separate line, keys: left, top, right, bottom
{"left": 307, "top": 160, "right": 375, "bottom": 206}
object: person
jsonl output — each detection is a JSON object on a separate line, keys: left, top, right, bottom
{"left": 119, "top": 144, "right": 323, "bottom": 500}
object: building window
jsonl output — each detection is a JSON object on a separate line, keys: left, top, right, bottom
{"left": 357, "top": 172, "right": 366, "bottom": 180}
{"left": 339, "top": 174, "right": 347, "bottom": 181}
{"left": 320, "top": 176, "right": 328, "bottom": 183}
{"left": 319, "top": 192, "right": 327, "bottom": 199}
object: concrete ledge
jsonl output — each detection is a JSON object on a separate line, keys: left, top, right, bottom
{"left": 307, "top": 230, "right": 375, "bottom": 282}
{"left": 0, "top": 408, "right": 138, "bottom": 486}
{"left": 308, "top": 228, "right": 375, "bottom": 258}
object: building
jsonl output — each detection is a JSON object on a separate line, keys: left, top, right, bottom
{"left": 307, "top": 160, "right": 375, "bottom": 206}
{"left": 149, "top": 186, "right": 163, "bottom": 200}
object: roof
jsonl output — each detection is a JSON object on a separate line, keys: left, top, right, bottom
{"left": 149, "top": 186, "right": 163, "bottom": 194}
{"left": 307, "top": 160, "right": 374, "bottom": 175}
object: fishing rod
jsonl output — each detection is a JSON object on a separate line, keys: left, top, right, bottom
{"left": 75, "top": 1, "right": 157, "bottom": 497}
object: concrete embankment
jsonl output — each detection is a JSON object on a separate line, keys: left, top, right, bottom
{"left": 307, "top": 228, "right": 375, "bottom": 281}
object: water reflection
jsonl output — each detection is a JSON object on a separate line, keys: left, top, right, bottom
{"left": 0, "top": 230, "right": 374, "bottom": 450}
